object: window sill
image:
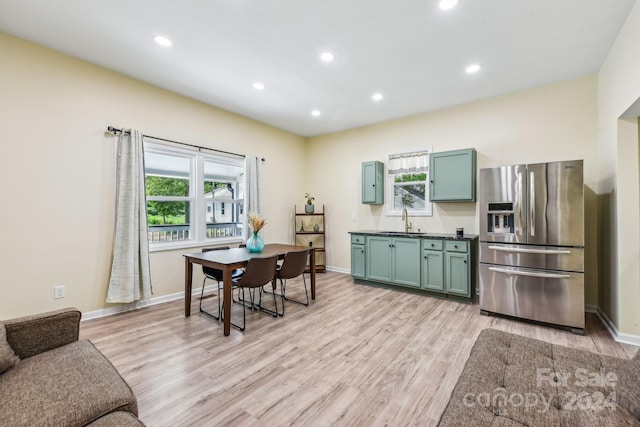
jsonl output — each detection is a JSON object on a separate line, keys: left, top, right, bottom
{"left": 149, "top": 237, "right": 245, "bottom": 253}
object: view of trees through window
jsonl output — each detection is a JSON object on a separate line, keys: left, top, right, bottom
{"left": 393, "top": 172, "right": 427, "bottom": 209}
{"left": 144, "top": 143, "right": 245, "bottom": 244}
{"left": 146, "top": 176, "right": 189, "bottom": 225}
{"left": 145, "top": 177, "right": 231, "bottom": 225}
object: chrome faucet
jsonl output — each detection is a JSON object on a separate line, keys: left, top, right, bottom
{"left": 402, "top": 208, "right": 413, "bottom": 233}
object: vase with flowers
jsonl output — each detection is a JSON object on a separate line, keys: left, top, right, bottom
{"left": 246, "top": 213, "right": 266, "bottom": 253}
{"left": 305, "top": 193, "right": 315, "bottom": 214}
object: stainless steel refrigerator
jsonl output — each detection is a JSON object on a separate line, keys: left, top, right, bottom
{"left": 478, "top": 160, "right": 584, "bottom": 333}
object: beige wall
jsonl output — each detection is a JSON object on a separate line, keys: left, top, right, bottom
{"left": 597, "top": 0, "right": 640, "bottom": 336}
{"left": 3, "top": 7, "right": 640, "bottom": 334}
{"left": 0, "top": 33, "right": 306, "bottom": 318}
{"left": 308, "top": 75, "right": 600, "bottom": 304}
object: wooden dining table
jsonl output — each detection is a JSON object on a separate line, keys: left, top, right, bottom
{"left": 183, "top": 243, "right": 316, "bottom": 336}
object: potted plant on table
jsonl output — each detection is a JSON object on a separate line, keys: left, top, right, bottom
{"left": 246, "top": 213, "right": 266, "bottom": 253}
{"left": 305, "top": 193, "right": 315, "bottom": 214}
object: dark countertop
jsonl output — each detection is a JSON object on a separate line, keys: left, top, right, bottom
{"left": 349, "top": 230, "right": 478, "bottom": 241}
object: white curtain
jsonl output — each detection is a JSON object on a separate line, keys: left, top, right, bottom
{"left": 244, "top": 155, "right": 263, "bottom": 235}
{"left": 106, "top": 129, "right": 153, "bottom": 303}
{"left": 388, "top": 151, "right": 429, "bottom": 174}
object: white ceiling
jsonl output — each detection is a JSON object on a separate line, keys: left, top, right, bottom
{"left": 0, "top": 0, "right": 636, "bottom": 137}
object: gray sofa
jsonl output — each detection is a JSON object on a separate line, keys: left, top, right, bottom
{"left": 0, "top": 308, "right": 144, "bottom": 426}
{"left": 439, "top": 328, "right": 640, "bottom": 426}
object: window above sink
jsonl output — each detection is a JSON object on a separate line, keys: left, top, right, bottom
{"left": 386, "top": 149, "right": 433, "bottom": 217}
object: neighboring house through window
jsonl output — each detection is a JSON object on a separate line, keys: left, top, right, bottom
{"left": 144, "top": 141, "right": 245, "bottom": 249}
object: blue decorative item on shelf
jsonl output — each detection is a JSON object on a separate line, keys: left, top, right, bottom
{"left": 246, "top": 231, "right": 265, "bottom": 253}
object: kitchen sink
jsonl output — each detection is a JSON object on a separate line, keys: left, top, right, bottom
{"left": 379, "top": 231, "right": 424, "bottom": 236}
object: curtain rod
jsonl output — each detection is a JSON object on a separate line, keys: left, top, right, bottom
{"left": 107, "top": 126, "right": 264, "bottom": 161}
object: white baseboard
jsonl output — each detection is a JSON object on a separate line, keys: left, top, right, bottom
{"left": 81, "top": 268, "right": 351, "bottom": 322}
{"left": 81, "top": 284, "right": 218, "bottom": 322}
{"left": 585, "top": 304, "right": 598, "bottom": 314}
{"left": 82, "top": 280, "right": 640, "bottom": 349}
{"left": 591, "top": 305, "right": 640, "bottom": 347}
{"left": 326, "top": 265, "right": 350, "bottom": 274}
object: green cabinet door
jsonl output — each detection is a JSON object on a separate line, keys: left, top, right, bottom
{"left": 392, "top": 237, "right": 421, "bottom": 288}
{"left": 421, "top": 250, "right": 444, "bottom": 291}
{"left": 351, "top": 244, "right": 365, "bottom": 278}
{"left": 366, "top": 236, "right": 392, "bottom": 281}
{"left": 429, "top": 148, "right": 476, "bottom": 202}
{"left": 445, "top": 252, "right": 470, "bottom": 296}
{"left": 362, "top": 161, "right": 384, "bottom": 204}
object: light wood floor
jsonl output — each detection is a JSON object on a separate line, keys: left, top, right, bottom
{"left": 80, "top": 272, "right": 637, "bottom": 427}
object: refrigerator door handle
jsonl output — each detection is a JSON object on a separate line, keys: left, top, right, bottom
{"left": 487, "top": 245, "right": 572, "bottom": 255}
{"left": 529, "top": 171, "right": 535, "bottom": 237}
{"left": 488, "top": 266, "right": 571, "bottom": 279}
{"left": 517, "top": 171, "right": 524, "bottom": 236}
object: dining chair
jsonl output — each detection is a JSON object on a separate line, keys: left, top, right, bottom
{"left": 226, "top": 255, "right": 279, "bottom": 331}
{"left": 232, "top": 242, "right": 247, "bottom": 303}
{"left": 272, "top": 249, "right": 310, "bottom": 316}
{"left": 199, "top": 246, "right": 243, "bottom": 320}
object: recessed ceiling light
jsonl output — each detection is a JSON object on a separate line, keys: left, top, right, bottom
{"left": 311, "top": 110, "right": 321, "bottom": 117}
{"left": 153, "top": 35, "right": 173, "bottom": 47}
{"left": 465, "top": 63, "right": 482, "bottom": 74}
{"left": 439, "top": 0, "right": 459, "bottom": 10}
{"left": 253, "top": 82, "right": 265, "bottom": 90}
{"left": 372, "top": 93, "right": 384, "bottom": 102}
{"left": 319, "top": 52, "right": 334, "bottom": 62}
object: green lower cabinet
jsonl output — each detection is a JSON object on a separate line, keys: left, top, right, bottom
{"left": 352, "top": 233, "right": 476, "bottom": 302}
{"left": 351, "top": 244, "right": 365, "bottom": 278}
{"left": 391, "top": 238, "right": 421, "bottom": 288}
{"left": 445, "top": 252, "right": 470, "bottom": 296}
{"left": 421, "top": 250, "right": 444, "bottom": 291}
{"left": 366, "top": 236, "right": 420, "bottom": 287}
{"left": 366, "top": 236, "right": 393, "bottom": 282}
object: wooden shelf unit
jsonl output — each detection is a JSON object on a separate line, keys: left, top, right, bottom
{"left": 294, "top": 204, "right": 326, "bottom": 273}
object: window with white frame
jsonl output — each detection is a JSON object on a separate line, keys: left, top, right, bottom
{"left": 144, "top": 141, "right": 245, "bottom": 248}
{"left": 386, "top": 150, "right": 432, "bottom": 216}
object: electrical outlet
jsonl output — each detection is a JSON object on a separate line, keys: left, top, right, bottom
{"left": 54, "top": 285, "right": 65, "bottom": 299}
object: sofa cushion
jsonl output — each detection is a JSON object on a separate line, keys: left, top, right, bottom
{"left": 438, "top": 329, "right": 640, "bottom": 426}
{"left": 0, "top": 340, "right": 138, "bottom": 426}
{"left": 87, "top": 411, "right": 145, "bottom": 426}
{"left": 612, "top": 357, "right": 640, "bottom": 421}
{"left": 0, "top": 321, "right": 19, "bottom": 374}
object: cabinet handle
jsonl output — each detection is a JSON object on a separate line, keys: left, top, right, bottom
{"left": 424, "top": 255, "right": 428, "bottom": 259}
{"left": 454, "top": 245, "right": 458, "bottom": 248}
{"left": 464, "top": 260, "right": 467, "bottom": 263}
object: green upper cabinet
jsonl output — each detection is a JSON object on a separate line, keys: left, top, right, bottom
{"left": 362, "top": 161, "right": 384, "bottom": 204}
{"left": 429, "top": 148, "right": 477, "bottom": 202}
